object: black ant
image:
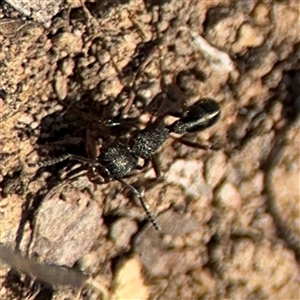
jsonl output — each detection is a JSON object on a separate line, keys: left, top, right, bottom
{"left": 33, "top": 98, "right": 220, "bottom": 231}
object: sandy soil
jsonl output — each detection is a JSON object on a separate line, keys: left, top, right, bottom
{"left": 0, "top": 0, "right": 299, "bottom": 299}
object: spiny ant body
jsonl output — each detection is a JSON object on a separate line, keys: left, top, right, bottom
{"left": 35, "top": 98, "right": 221, "bottom": 231}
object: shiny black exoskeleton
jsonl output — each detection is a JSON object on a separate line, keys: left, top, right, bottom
{"left": 35, "top": 98, "right": 221, "bottom": 231}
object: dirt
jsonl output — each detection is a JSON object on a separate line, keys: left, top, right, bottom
{"left": 0, "top": 0, "right": 300, "bottom": 299}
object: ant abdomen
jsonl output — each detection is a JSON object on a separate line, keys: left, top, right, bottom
{"left": 168, "top": 98, "right": 221, "bottom": 134}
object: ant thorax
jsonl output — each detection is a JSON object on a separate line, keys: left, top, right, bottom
{"left": 100, "top": 141, "right": 138, "bottom": 179}
{"left": 131, "top": 124, "right": 170, "bottom": 159}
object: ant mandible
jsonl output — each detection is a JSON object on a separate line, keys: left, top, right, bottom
{"left": 34, "top": 98, "right": 220, "bottom": 231}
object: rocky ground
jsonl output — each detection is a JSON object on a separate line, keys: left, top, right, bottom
{"left": 0, "top": 0, "right": 299, "bottom": 299}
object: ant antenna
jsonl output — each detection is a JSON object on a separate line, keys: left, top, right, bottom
{"left": 117, "top": 178, "right": 161, "bottom": 231}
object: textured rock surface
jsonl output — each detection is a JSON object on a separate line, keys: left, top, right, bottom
{"left": 3, "top": 0, "right": 64, "bottom": 27}
{"left": 1, "top": 0, "right": 299, "bottom": 299}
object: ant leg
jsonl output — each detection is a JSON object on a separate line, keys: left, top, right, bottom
{"left": 86, "top": 167, "right": 105, "bottom": 184}
{"left": 173, "top": 137, "right": 221, "bottom": 151}
{"left": 122, "top": 92, "right": 136, "bottom": 117}
{"left": 85, "top": 127, "right": 102, "bottom": 159}
{"left": 117, "top": 178, "right": 161, "bottom": 231}
{"left": 151, "top": 155, "right": 162, "bottom": 179}
{"left": 105, "top": 118, "right": 140, "bottom": 131}
{"left": 134, "top": 156, "right": 161, "bottom": 179}
{"left": 30, "top": 153, "right": 71, "bottom": 167}
{"left": 134, "top": 158, "right": 150, "bottom": 171}
{"left": 33, "top": 154, "right": 103, "bottom": 168}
